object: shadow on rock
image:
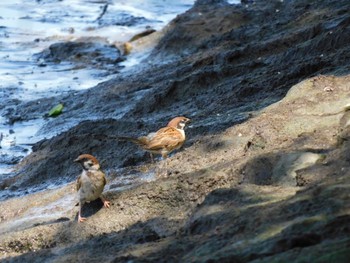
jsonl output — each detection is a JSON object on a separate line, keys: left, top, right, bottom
{"left": 241, "top": 150, "right": 328, "bottom": 187}
{"left": 74, "top": 199, "right": 105, "bottom": 222}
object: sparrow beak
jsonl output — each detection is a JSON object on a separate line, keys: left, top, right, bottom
{"left": 74, "top": 158, "right": 80, "bottom": 163}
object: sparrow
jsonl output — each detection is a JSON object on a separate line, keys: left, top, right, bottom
{"left": 74, "top": 154, "right": 110, "bottom": 222}
{"left": 119, "top": 116, "right": 191, "bottom": 162}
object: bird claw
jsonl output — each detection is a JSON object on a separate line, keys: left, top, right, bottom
{"left": 78, "top": 216, "right": 87, "bottom": 223}
{"left": 103, "top": 200, "right": 111, "bottom": 208}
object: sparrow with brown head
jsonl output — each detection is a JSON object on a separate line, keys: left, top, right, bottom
{"left": 74, "top": 154, "right": 110, "bottom": 222}
{"left": 118, "top": 116, "right": 191, "bottom": 171}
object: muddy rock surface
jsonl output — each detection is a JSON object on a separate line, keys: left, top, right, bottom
{"left": 1, "top": 0, "right": 350, "bottom": 262}
{"left": 35, "top": 38, "right": 125, "bottom": 72}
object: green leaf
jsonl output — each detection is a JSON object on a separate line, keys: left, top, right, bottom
{"left": 48, "top": 103, "right": 64, "bottom": 117}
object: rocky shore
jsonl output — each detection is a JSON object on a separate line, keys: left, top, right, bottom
{"left": 1, "top": 0, "right": 350, "bottom": 262}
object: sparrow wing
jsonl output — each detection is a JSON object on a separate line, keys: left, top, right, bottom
{"left": 146, "top": 127, "right": 184, "bottom": 150}
{"left": 76, "top": 175, "right": 82, "bottom": 191}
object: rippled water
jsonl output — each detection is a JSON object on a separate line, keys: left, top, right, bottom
{"left": 0, "top": 0, "right": 195, "bottom": 97}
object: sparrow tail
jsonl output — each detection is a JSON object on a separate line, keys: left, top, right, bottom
{"left": 117, "top": 136, "right": 146, "bottom": 146}
{"left": 90, "top": 134, "right": 148, "bottom": 147}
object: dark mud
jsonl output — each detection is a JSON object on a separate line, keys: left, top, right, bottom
{"left": 1, "top": 0, "right": 350, "bottom": 262}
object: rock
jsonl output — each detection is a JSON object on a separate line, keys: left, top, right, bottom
{"left": 129, "top": 29, "right": 156, "bottom": 42}
{"left": 98, "top": 12, "right": 155, "bottom": 27}
{"left": 34, "top": 39, "right": 125, "bottom": 70}
{"left": 122, "top": 42, "right": 133, "bottom": 55}
{"left": 271, "top": 152, "right": 324, "bottom": 186}
{"left": 1, "top": 0, "right": 350, "bottom": 262}
{"left": 0, "top": 153, "right": 22, "bottom": 165}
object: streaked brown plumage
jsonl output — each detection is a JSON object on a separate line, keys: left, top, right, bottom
{"left": 74, "top": 154, "right": 110, "bottom": 222}
{"left": 119, "top": 116, "right": 190, "bottom": 160}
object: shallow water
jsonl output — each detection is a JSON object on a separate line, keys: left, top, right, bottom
{"left": 0, "top": 0, "right": 196, "bottom": 97}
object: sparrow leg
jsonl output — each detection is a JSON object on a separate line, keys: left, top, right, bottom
{"left": 100, "top": 196, "right": 110, "bottom": 208}
{"left": 159, "top": 154, "right": 168, "bottom": 176}
{"left": 78, "top": 202, "right": 87, "bottom": 223}
{"left": 163, "top": 153, "right": 169, "bottom": 169}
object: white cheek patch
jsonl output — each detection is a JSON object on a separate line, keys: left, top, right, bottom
{"left": 177, "top": 128, "right": 185, "bottom": 138}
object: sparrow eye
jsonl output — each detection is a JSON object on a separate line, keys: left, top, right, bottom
{"left": 84, "top": 160, "right": 93, "bottom": 167}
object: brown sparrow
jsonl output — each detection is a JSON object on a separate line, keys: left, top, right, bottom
{"left": 74, "top": 154, "right": 110, "bottom": 222}
{"left": 119, "top": 116, "right": 191, "bottom": 162}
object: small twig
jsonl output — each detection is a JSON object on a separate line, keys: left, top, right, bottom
{"left": 96, "top": 4, "right": 108, "bottom": 21}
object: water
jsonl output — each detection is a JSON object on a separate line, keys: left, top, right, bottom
{"left": 0, "top": 0, "right": 198, "bottom": 175}
{"left": 0, "top": 0, "right": 196, "bottom": 97}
